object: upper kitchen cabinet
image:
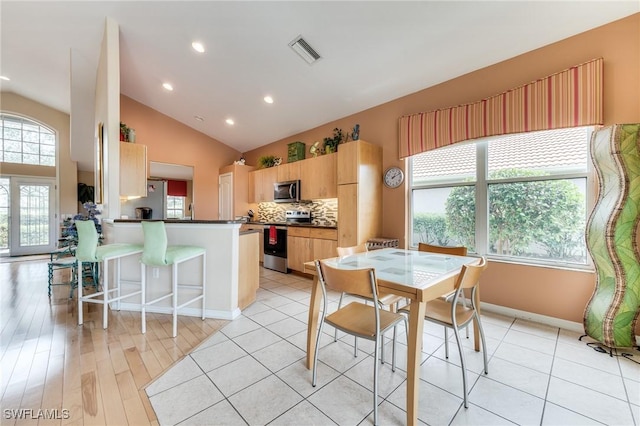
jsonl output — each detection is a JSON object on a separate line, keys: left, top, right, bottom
{"left": 301, "top": 153, "right": 337, "bottom": 200}
{"left": 120, "top": 142, "right": 147, "bottom": 197}
{"left": 277, "top": 161, "right": 300, "bottom": 182}
{"left": 219, "top": 164, "right": 255, "bottom": 219}
{"left": 337, "top": 140, "right": 382, "bottom": 247}
{"left": 249, "top": 167, "right": 277, "bottom": 203}
{"left": 337, "top": 140, "right": 380, "bottom": 185}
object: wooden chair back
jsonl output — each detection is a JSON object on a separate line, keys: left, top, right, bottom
{"left": 418, "top": 242, "right": 468, "bottom": 256}
{"left": 455, "top": 257, "right": 488, "bottom": 292}
{"left": 315, "top": 260, "right": 377, "bottom": 300}
{"left": 337, "top": 243, "right": 368, "bottom": 257}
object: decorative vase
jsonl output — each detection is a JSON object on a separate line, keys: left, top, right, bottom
{"left": 584, "top": 123, "right": 640, "bottom": 348}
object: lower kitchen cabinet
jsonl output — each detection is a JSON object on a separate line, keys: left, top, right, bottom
{"left": 287, "top": 235, "right": 313, "bottom": 272}
{"left": 241, "top": 224, "right": 264, "bottom": 263}
{"left": 287, "top": 227, "right": 337, "bottom": 272}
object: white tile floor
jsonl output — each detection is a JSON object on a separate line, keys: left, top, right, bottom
{"left": 147, "top": 268, "right": 640, "bottom": 425}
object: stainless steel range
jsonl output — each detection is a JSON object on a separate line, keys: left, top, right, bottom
{"left": 263, "top": 210, "right": 311, "bottom": 273}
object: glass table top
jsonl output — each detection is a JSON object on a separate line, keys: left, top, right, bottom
{"left": 321, "top": 248, "right": 477, "bottom": 290}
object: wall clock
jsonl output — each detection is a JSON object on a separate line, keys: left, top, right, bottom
{"left": 383, "top": 166, "right": 404, "bottom": 188}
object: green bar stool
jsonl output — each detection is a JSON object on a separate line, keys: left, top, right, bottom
{"left": 140, "top": 221, "right": 206, "bottom": 338}
{"left": 75, "top": 220, "right": 143, "bottom": 329}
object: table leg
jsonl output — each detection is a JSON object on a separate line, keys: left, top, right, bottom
{"left": 306, "top": 275, "right": 322, "bottom": 370}
{"left": 406, "top": 300, "right": 426, "bottom": 426}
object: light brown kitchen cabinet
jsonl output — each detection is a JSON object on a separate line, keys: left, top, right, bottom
{"left": 337, "top": 140, "right": 382, "bottom": 247}
{"left": 301, "top": 153, "right": 337, "bottom": 200}
{"left": 277, "top": 162, "right": 301, "bottom": 182}
{"left": 238, "top": 231, "right": 259, "bottom": 309}
{"left": 249, "top": 167, "right": 277, "bottom": 203}
{"left": 287, "top": 226, "right": 338, "bottom": 272}
{"left": 120, "top": 142, "right": 147, "bottom": 197}
{"left": 241, "top": 224, "right": 264, "bottom": 263}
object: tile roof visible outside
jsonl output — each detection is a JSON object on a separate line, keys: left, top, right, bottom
{"left": 413, "top": 127, "right": 590, "bottom": 182}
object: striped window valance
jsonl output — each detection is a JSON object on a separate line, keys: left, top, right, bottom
{"left": 398, "top": 58, "right": 603, "bottom": 158}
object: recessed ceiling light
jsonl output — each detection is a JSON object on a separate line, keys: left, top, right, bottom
{"left": 263, "top": 96, "right": 274, "bottom": 104}
{"left": 162, "top": 82, "right": 173, "bottom": 91}
{"left": 192, "top": 41, "right": 205, "bottom": 53}
{"left": 0, "top": 76, "right": 10, "bottom": 81}
{"left": 225, "top": 118, "right": 235, "bottom": 125}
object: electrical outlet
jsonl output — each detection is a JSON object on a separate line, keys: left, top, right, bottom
{"left": 153, "top": 268, "right": 159, "bottom": 278}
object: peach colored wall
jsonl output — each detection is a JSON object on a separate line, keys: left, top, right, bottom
{"left": 120, "top": 95, "right": 241, "bottom": 219}
{"left": 1, "top": 91, "right": 77, "bottom": 217}
{"left": 244, "top": 14, "right": 640, "bottom": 325}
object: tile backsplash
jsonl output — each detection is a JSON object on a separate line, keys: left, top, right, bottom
{"left": 257, "top": 199, "right": 337, "bottom": 226}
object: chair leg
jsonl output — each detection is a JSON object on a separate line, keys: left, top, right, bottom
{"left": 103, "top": 259, "right": 109, "bottom": 329}
{"left": 141, "top": 263, "right": 146, "bottom": 334}
{"left": 48, "top": 263, "right": 53, "bottom": 297}
{"left": 452, "top": 326, "right": 469, "bottom": 408}
{"left": 476, "top": 313, "right": 489, "bottom": 375}
{"left": 335, "top": 293, "right": 344, "bottom": 342}
{"left": 373, "top": 334, "right": 380, "bottom": 425}
{"left": 312, "top": 299, "right": 328, "bottom": 387}
{"left": 444, "top": 327, "right": 450, "bottom": 359}
{"left": 172, "top": 263, "right": 178, "bottom": 338}
{"left": 77, "top": 260, "right": 83, "bottom": 325}
{"left": 201, "top": 252, "right": 206, "bottom": 320}
{"left": 116, "top": 258, "right": 121, "bottom": 311}
{"left": 391, "top": 325, "right": 397, "bottom": 372}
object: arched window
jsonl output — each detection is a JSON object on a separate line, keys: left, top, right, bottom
{"left": 0, "top": 114, "right": 56, "bottom": 166}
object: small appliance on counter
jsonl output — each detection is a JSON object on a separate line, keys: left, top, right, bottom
{"left": 135, "top": 207, "right": 153, "bottom": 219}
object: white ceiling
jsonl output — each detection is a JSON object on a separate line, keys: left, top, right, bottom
{"left": 2, "top": 1, "right": 638, "bottom": 171}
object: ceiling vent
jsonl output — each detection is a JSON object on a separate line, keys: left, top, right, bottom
{"left": 288, "top": 35, "right": 321, "bottom": 65}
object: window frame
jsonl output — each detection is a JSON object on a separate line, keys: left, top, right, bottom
{"left": 409, "top": 128, "right": 595, "bottom": 271}
{"left": 0, "top": 113, "right": 57, "bottom": 167}
{"left": 166, "top": 195, "right": 185, "bottom": 219}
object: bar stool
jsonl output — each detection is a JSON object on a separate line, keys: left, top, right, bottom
{"left": 75, "top": 220, "right": 143, "bottom": 328}
{"left": 140, "top": 221, "right": 206, "bottom": 338}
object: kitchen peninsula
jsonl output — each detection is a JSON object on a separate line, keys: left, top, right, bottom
{"left": 102, "top": 219, "right": 259, "bottom": 319}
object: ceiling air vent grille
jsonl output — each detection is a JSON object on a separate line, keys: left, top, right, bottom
{"left": 289, "top": 36, "right": 321, "bottom": 65}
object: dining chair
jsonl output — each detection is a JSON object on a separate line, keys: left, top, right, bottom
{"left": 313, "top": 259, "right": 407, "bottom": 425}
{"left": 140, "top": 221, "right": 206, "bottom": 338}
{"left": 418, "top": 242, "right": 467, "bottom": 256}
{"left": 76, "top": 220, "right": 143, "bottom": 328}
{"left": 335, "top": 244, "right": 405, "bottom": 364}
{"left": 399, "top": 256, "right": 489, "bottom": 408}
{"left": 418, "top": 242, "right": 470, "bottom": 338}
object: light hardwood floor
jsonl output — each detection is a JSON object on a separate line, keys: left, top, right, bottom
{"left": 0, "top": 258, "right": 228, "bottom": 425}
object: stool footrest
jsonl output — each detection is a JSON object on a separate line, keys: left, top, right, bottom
{"left": 176, "top": 295, "right": 204, "bottom": 310}
{"left": 146, "top": 293, "right": 174, "bottom": 306}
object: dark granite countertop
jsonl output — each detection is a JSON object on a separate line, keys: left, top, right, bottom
{"left": 113, "top": 219, "right": 243, "bottom": 224}
{"left": 249, "top": 221, "right": 337, "bottom": 230}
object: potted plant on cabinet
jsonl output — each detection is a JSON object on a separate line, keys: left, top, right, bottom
{"left": 323, "top": 128, "right": 345, "bottom": 153}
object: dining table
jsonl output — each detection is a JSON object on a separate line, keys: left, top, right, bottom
{"left": 303, "top": 248, "right": 481, "bottom": 426}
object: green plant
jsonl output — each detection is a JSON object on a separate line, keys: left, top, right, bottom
{"left": 323, "top": 128, "right": 345, "bottom": 152}
{"left": 258, "top": 155, "right": 277, "bottom": 168}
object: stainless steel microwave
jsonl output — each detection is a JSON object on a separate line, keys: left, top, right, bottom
{"left": 273, "top": 180, "right": 300, "bottom": 203}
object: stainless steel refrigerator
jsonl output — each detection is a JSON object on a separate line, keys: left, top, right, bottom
{"left": 120, "top": 180, "right": 167, "bottom": 219}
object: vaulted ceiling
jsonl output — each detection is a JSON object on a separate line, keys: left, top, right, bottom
{"left": 2, "top": 1, "right": 638, "bottom": 171}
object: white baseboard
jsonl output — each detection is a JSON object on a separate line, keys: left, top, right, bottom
{"left": 116, "top": 302, "right": 241, "bottom": 321}
{"left": 481, "top": 302, "right": 584, "bottom": 333}
{"left": 482, "top": 303, "right": 640, "bottom": 346}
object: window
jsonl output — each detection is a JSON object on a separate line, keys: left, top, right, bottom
{"left": 166, "top": 196, "right": 185, "bottom": 219}
{"left": 411, "top": 127, "right": 591, "bottom": 267}
{"left": 0, "top": 114, "right": 56, "bottom": 166}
